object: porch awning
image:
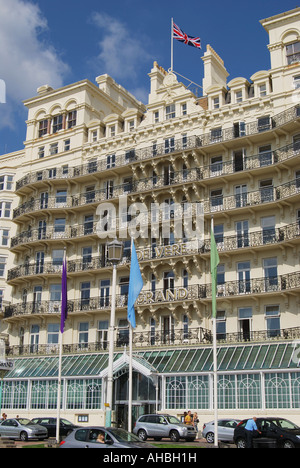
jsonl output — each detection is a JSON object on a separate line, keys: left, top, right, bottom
{"left": 99, "top": 349, "right": 157, "bottom": 379}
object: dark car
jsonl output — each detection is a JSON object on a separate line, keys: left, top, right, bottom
{"left": 234, "top": 417, "right": 300, "bottom": 448}
{"left": 31, "top": 417, "right": 80, "bottom": 437}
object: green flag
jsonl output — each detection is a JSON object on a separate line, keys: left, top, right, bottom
{"left": 210, "top": 227, "right": 220, "bottom": 318}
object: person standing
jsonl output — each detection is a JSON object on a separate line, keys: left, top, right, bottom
{"left": 245, "top": 417, "right": 261, "bottom": 448}
{"left": 184, "top": 410, "right": 192, "bottom": 425}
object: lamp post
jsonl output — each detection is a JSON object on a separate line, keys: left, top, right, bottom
{"left": 105, "top": 239, "right": 123, "bottom": 427}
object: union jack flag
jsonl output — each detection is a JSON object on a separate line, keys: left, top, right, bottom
{"left": 173, "top": 22, "right": 201, "bottom": 49}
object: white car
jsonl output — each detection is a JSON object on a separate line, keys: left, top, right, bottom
{"left": 202, "top": 418, "right": 240, "bottom": 443}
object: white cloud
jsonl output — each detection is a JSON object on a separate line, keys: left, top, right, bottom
{"left": 90, "top": 12, "right": 151, "bottom": 81}
{"left": 0, "top": 0, "right": 70, "bottom": 128}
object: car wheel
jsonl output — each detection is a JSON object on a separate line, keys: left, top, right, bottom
{"left": 170, "top": 430, "right": 180, "bottom": 442}
{"left": 236, "top": 437, "right": 246, "bottom": 448}
{"left": 205, "top": 432, "right": 214, "bottom": 444}
{"left": 137, "top": 429, "right": 147, "bottom": 441}
{"left": 282, "top": 440, "right": 295, "bottom": 448}
{"left": 20, "top": 431, "right": 28, "bottom": 442}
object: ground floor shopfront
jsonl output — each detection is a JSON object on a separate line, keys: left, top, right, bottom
{"left": 2, "top": 341, "right": 300, "bottom": 427}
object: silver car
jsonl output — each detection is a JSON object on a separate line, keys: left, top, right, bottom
{"left": 133, "top": 414, "right": 197, "bottom": 442}
{"left": 0, "top": 418, "right": 48, "bottom": 441}
{"left": 59, "top": 426, "right": 154, "bottom": 448}
{"left": 202, "top": 418, "right": 240, "bottom": 443}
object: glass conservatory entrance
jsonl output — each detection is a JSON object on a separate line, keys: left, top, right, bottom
{"left": 114, "top": 371, "right": 159, "bottom": 429}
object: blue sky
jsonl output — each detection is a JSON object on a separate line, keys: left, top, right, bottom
{"left": 0, "top": 0, "right": 297, "bottom": 154}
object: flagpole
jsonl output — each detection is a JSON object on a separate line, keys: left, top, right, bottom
{"left": 128, "top": 324, "right": 133, "bottom": 433}
{"left": 211, "top": 217, "right": 218, "bottom": 448}
{"left": 127, "top": 238, "right": 144, "bottom": 433}
{"left": 170, "top": 17, "right": 174, "bottom": 71}
{"left": 56, "top": 247, "right": 66, "bottom": 444}
{"left": 56, "top": 329, "right": 63, "bottom": 444}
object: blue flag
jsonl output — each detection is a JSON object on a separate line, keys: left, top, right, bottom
{"left": 127, "top": 239, "right": 143, "bottom": 328}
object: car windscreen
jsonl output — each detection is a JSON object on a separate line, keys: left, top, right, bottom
{"left": 108, "top": 428, "right": 143, "bottom": 442}
{"left": 18, "top": 419, "right": 34, "bottom": 426}
{"left": 272, "top": 419, "right": 299, "bottom": 430}
{"left": 165, "top": 416, "right": 181, "bottom": 424}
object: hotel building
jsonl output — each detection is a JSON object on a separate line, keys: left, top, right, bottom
{"left": 1, "top": 8, "right": 300, "bottom": 428}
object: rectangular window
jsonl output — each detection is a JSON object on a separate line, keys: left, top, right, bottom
{"left": 259, "top": 145, "right": 272, "bottom": 167}
{"left": 97, "top": 321, "right": 108, "bottom": 349}
{"left": 265, "top": 305, "right": 280, "bottom": 337}
{"left": 53, "top": 115, "right": 63, "bottom": 133}
{"left": 79, "top": 322, "right": 89, "bottom": 348}
{"left": 0, "top": 175, "right": 13, "bottom": 190}
{"left": 38, "top": 147, "right": 45, "bottom": 159}
{"left": 261, "top": 216, "right": 275, "bottom": 244}
{"left": 47, "top": 323, "right": 59, "bottom": 345}
{"left": 166, "top": 104, "right": 175, "bottom": 120}
{"left": 55, "top": 189, "right": 67, "bottom": 206}
{"left": 39, "top": 119, "right": 48, "bottom": 137}
{"left": 54, "top": 218, "right": 66, "bottom": 234}
{"left": 80, "top": 282, "right": 90, "bottom": 309}
{"left": 106, "top": 154, "right": 116, "bottom": 169}
{"left": 64, "top": 139, "right": 70, "bottom": 151}
{"left": 286, "top": 42, "right": 300, "bottom": 65}
{"left": 0, "top": 257, "right": 6, "bottom": 276}
{"left": 0, "top": 201, "right": 11, "bottom": 218}
{"left": 0, "top": 229, "right": 9, "bottom": 246}
{"left": 68, "top": 111, "right": 77, "bottom": 128}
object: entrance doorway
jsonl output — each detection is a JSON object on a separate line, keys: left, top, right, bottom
{"left": 116, "top": 403, "right": 156, "bottom": 429}
{"left": 114, "top": 371, "right": 160, "bottom": 429}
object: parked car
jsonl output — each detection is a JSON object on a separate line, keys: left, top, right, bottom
{"left": 0, "top": 418, "right": 48, "bottom": 441}
{"left": 234, "top": 417, "right": 300, "bottom": 448}
{"left": 31, "top": 417, "right": 80, "bottom": 437}
{"left": 133, "top": 413, "right": 197, "bottom": 442}
{"left": 59, "top": 426, "right": 154, "bottom": 448}
{"left": 202, "top": 418, "right": 240, "bottom": 443}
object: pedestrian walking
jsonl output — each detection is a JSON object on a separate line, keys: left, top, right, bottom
{"left": 245, "top": 417, "right": 261, "bottom": 448}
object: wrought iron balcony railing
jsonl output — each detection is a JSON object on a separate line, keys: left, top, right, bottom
{"left": 14, "top": 105, "right": 300, "bottom": 192}
{"left": 4, "top": 325, "right": 300, "bottom": 357}
{"left": 4, "top": 272, "right": 300, "bottom": 320}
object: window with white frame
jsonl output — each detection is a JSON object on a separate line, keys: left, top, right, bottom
{"left": 265, "top": 305, "right": 280, "bottom": 337}
{"left": 79, "top": 322, "right": 89, "bottom": 348}
{"left": 0, "top": 175, "right": 13, "bottom": 191}
{"left": 166, "top": 104, "right": 175, "bottom": 120}
{"left": 47, "top": 323, "right": 59, "bottom": 345}
{"left": 0, "top": 257, "right": 6, "bottom": 277}
{"left": 286, "top": 42, "right": 300, "bottom": 65}
{"left": 0, "top": 201, "right": 11, "bottom": 218}
{"left": 0, "top": 228, "right": 9, "bottom": 246}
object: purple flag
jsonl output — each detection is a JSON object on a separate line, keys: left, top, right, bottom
{"left": 60, "top": 257, "right": 67, "bottom": 333}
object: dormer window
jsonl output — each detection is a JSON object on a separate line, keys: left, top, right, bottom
{"left": 259, "top": 84, "right": 267, "bottom": 96}
{"left": 235, "top": 91, "right": 243, "bottom": 103}
{"left": 166, "top": 104, "right": 175, "bottom": 120}
{"left": 286, "top": 41, "right": 300, "bottom": 65}
{"left": 213, "top": 97, "right": 220, "bottom": 109}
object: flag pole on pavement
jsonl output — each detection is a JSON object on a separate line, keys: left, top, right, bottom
{"left": 210, "top": 217, "right": 220, "bottom": 448}
{"left": 127, "top": 239, "right": 143, "bottom": 432}
{"left": 56, "top": 247, "right": 67, "bottom": 444}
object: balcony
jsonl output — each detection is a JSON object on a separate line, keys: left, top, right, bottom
{"left": 4, "top": 285, "right": 203, "bottom": 320}
{"left": 201, "top": 271, "right": 300, "bottom": 299}
{"left": 14, "top": 105, "right": 300, "bottom": 193}
{"left": 5, "top": 325, "right": 300, "bottom": 358}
